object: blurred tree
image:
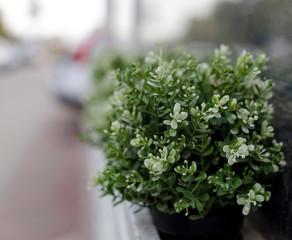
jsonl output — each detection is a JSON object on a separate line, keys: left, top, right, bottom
{"left": 0, "top": 10, "right": 12, "bottom": 39}
{"left": 185, "top": 0, "right": 292, "bottom": 46}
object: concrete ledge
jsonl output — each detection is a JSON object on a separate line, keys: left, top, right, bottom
{"left": 88, "top": 147, "right": 160, "bottom": 240}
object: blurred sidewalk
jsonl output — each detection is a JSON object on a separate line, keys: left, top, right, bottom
{"left": 0, "top": 58, "right": 91, "bottom": 240}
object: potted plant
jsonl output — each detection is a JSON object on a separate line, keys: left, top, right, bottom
{"left": 88, "top": 46, "right": 285, "bottom": 239}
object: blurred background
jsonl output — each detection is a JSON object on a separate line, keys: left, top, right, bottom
{"left": 0, "top": 0, "right": 291, "bottom": 239}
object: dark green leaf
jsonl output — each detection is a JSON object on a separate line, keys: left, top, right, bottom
{"left": 199, "top": 193, "right": 210, "bottom": 202}
{"left": 202, "top": 147, "right": 213, "bottom": 156}
{"left": 194, "top": 199, "right": 203, "bottom": 212}
{"left": 183, "top": 190, "right": 195, "bottom": 200}
{"left": 195, "top": 172, "right": 207, "bottom": 182}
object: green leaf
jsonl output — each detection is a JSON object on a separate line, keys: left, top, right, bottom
{"left": 182, "top": 150, "right": 191, "bottom": 159}
{"left": 217, "top": 187, "right": 226, "bottom": 196}
{"left": 162, "top": 195, "right": 173, "bottom": 201}
{"left": 195, "top": 172, "right": 207, "bottom": 182}
{"left": 176, "top": 187, "right": 185, "bottom": 193}
{"left": 147, "top": 139, "right": 153, "bottom": 146}
{"left": 169, "top": 129, "right": 177, "bottom": 137}
{"left": 189, "top": 214, "right": 203, "bottom": 220}
{"left": 146, "top": 80, "right": 161, "bottom": 88}
{"left": 218, "top": 141, "right": 225, "bottom": 148}
{"left": 169, "top": 173, "right": 177, "bottom": 186}
{"left": 183, "top": 190, "right": 195, "bottom": 200}
{"left": 187, "top": 141, "right": 196, "bottom": 149}
{"left": 194, "top": 199, "right": 203, "bottom": 212}
{"left": 199, "top": 193, "right": 209, "bottom": 202}
{"left": 174, "top": 199, "right": 189, "bottom": 212}
{"left": 157, "top": 204, "right": 168, "bottom": 211}
{"left": 189, "top": 96, "right": 199, "bottom": 108}
{"left": 151, "top": 192, "right": 160, "bottom": 196}
{"left": 255, "top": 195, "right": 264, "bottom": 202}
{"left": 137, "top": 183, "right": 143, "bottom": 192}
{"left": 202, "top": 147, "right": 213, "bottom": 156}
{"left": 182, "top": 175, "right": 192, "bottom": 182}
{"left": 232, "top": 178, "right": 242, "bottom": 189}
{"left": 226, "top": 112, "right": 236, "bottom": 124}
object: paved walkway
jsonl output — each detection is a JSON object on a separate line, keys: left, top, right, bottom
{"left": 0, "top": 61, "right": 91, "bottom": 240}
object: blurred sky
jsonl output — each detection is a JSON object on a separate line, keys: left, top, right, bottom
{"left": 0, "top": 0, "right": 106, "bottom": 42}
{"left": 0, "top": 0, "right": 224, "bottom": 43}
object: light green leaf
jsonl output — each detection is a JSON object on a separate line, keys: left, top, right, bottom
{"left": 171, "top": 119, "right": 178, "bottom": 129}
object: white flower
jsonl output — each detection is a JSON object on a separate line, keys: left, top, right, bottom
{"left": 236, "top": 183, "right": 269, "bottom": 215}
{"left": 204, "top": 95, "right": 230, "bottom": 120}
{"left": 163, "top": 103, "right": 188, "bottom": 130}
{"left": 223, "top": 137, "right": 255, "bottom": 165}
{"left": 237, "top": 108, "right": 250, "bottom": 120}
{"left": 111, "top": 121, "right": 121, "bottom": 133}
{"left": 111, "top": 89, "right": 125, "bottom": 106}
{"left": 219, "top": 95, "right": 230, "bottom": 105}
{"left": 130, "top": 134, "right": 144, "bottom": 147}
{"left": 261, "top": 120, "right": 274, "bottom": 137}
{"left": 237, "top": 144, "right": 249, "bottom": 156}
{"left": 229, "top": 99, "right": 237, "bottom": 110}
{"left": 144, "top": 147, "right": 176, "bottom": 175}
{"left": 199, "top": 63, "right": 210, "bottom": 74}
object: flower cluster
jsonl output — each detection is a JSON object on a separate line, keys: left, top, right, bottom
{"left": 206, "top": 94, "right": 229, "bottom": 119}
{"left": 110, "top": 120, "right": 121, "bottom": 134}
{"left": 174, "top": 160, "right": 197, "bottom": 176}
{"left": 222, "top": 137, "right": 255, "bottom": 165}
{"left": 163, "top": 103, "right": 188, "bottom": 136}
{"left": 237, "top": 183, "right": 271, "bottom": 215}
{"left": 144, "top": 147, "right": 178, "bottom": 175}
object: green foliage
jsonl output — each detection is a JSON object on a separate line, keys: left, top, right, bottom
{"left": 84, "top": 53, "right": 143, "bottom": 144}
{"left": 88, "top": 46, "right": 285, "bottom": 218}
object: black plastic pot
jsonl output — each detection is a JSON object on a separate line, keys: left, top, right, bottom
{"left": 150, "top": 205, "right": 244, "bottom": 240}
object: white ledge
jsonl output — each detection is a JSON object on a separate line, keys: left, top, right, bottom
{"left": 88, "top": 147, "right": 160, "bottom": 240}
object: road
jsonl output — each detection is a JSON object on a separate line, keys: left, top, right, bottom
{"left": 0, "top": 60, "right": 92, "bottom": 240}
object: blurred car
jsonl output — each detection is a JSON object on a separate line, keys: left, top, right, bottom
{"left": 0, "top": 37, "right": 36, "bottom": 70}
{"left": 52, "top": 30, "right": 101, "bottom": 107}
{"left": 9, "top": 41, "right": 36, "bottom": 68}
{"left": 53, "top": 56, "right": 91, "bottom": 106}
{"left": 0, "top": 37, "right": 14, "bottom": 69}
